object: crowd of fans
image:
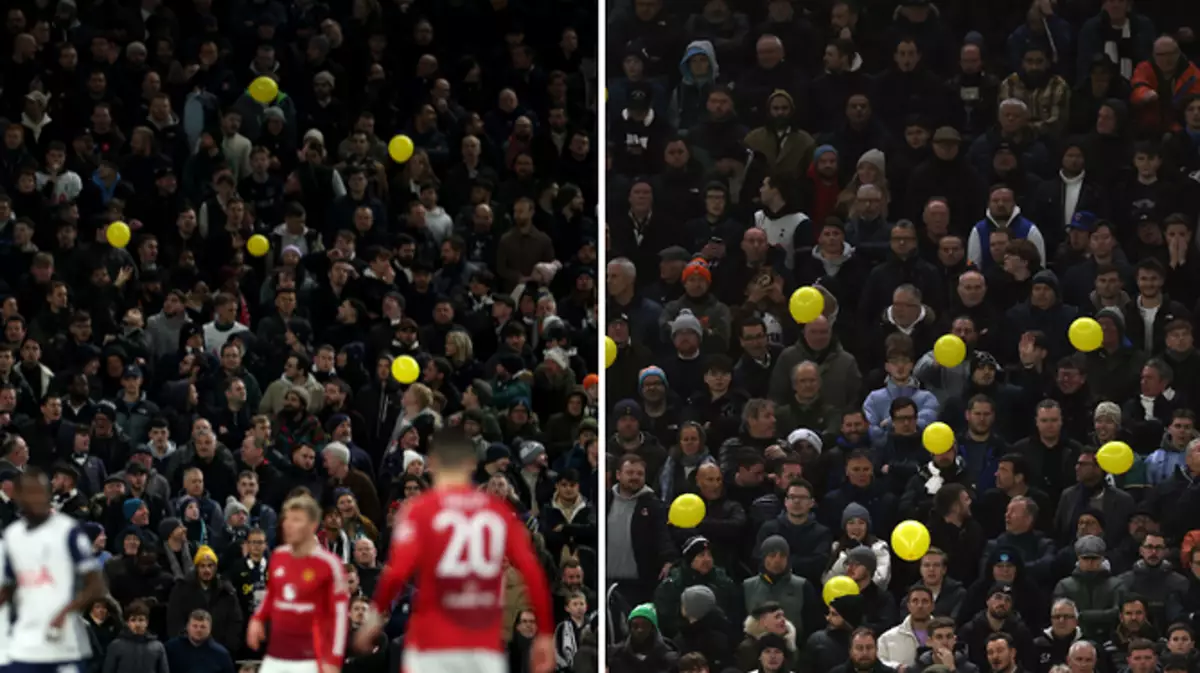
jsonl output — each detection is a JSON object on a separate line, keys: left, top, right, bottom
{"left": 0, "top": 0, "right": 599, "bottom": 672}
{"left": 603, "top": 1, "right": 1200, "bottom": 673}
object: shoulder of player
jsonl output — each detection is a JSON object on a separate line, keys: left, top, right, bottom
{"left": 312, "top": 547, "right": 348, "bottom": 575}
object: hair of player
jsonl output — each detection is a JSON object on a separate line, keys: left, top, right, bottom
{"left": 16, "top": 466, "right": 49, "bottom": 493}
{"left": 282, "top": 494, "right": 322, "bottom": 522}
{"left": 430, "top": 426, "right": 478, "bottom": 467}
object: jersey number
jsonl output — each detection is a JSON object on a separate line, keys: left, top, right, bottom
{"left": 432, "top": 510, "right": 507, "bottom": 579}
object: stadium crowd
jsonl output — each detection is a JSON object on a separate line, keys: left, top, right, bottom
{"left": 0, "top": 0, "right": 599, "bottom": 672}
{"left": 603, "top": 1, "right": 1200, "bottom": 673}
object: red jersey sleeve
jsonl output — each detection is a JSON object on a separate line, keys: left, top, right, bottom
{"left": 371, "top": 500, "right": 422, "bottom": 615}
{"left": 314, "top": 550, "right": 350, "bottom": 667}
{"left": 501, "top": 504, "right": 555, "bottom": 636}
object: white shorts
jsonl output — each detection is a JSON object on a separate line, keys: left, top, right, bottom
{"left": 259, "top": 657, "right": 318, "bottom": 673}
{"left": 401, "top": 649, "right": 506, "bottom": 673}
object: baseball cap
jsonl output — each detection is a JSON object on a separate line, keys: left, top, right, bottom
{"left": 932, "top": 126, "right": 962, "bottom": 143}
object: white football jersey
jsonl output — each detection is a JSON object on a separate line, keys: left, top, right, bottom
{"left": 5, "top": 514, "right": 98, "bottom": 662}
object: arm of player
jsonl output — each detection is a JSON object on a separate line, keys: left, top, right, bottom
{"left": 0, "top": 538, "right": 13, "bottom": 607}
{"left": 370, "top": 504, "right": 421, "bottom": 619}
{"left": 318, "top": 559, "right": 350, "bottom": 671}
{"left": 55, "top": 526, "right": 105, "bottom": 627}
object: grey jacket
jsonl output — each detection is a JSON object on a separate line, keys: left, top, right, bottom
{"left": 103, "top": 630, "right": 169, "bottom": 673}
{"left": 770, "top": 338, "right": 862, "bottom": 411}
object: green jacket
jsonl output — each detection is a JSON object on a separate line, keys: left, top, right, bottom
{"left": 1053, "top": 567, "right": 1121, "bottom": 640}
{"left": 653, "top": 564, "right": 740, "bottom": 638}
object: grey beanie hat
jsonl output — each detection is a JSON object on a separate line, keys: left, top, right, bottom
{"left": 760, "top": 535, "right": 790, "bottom": 558}
{"left": 846, "top": 546, "right": 878, "bottom": 575}
{"left": 681, "top": 585, "right": 717, "bottom": 621}
{"left": 841, "top": 502, "right": 872, "bottom": 530}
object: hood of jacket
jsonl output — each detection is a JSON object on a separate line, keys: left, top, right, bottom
{"left": 679, "top": 40, "right": 719, "bottom": 85}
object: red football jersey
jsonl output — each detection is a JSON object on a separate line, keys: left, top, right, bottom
{"left": 254, "top": 545, "right": 350, "bottom": 666}
{"left": 372, "top": 485, "right": 554, "bottom": 652}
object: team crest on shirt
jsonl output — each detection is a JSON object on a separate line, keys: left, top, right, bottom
{"left": 303, "top": 569, "right": 315, "bottom": 583}
{"left": 274, "top": 567, "right": 286, "bottom": 578}
{"left": 282, "top": 584, "right": 297, "bottom": 600}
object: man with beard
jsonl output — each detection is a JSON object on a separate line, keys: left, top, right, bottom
{"left": 1102, "top": 598, "right": 1159, "bottom": 670}
{"left": 1116, "top": 532, "right": 1187, "bottom": 627}
{"left": 968, "top": 186, "right": 1046, "bottom": 275}
{"left": 810, "top": 39, "right": 868, "bottom": 135}
{"left": 999, "top": 45, "right": 1070, "bottom": 137}
{"left": 607, "top": 455, "right": 674, "bottom": 607}
{"left": 271, "top": 386, "right": 325, "bottom": 453}
{"left": 734, "top": 36, "right": 806, "bottom": 128}
{"left": 900, "top": 443, "right": 974, "bottom": 522}
{"left": 961, "top": 586, "right": 1037, "bottom": 672}
{"left": 1031, "top": 140, "right": 1108, "bottom": 257}
{"left": 744, "top": 90, "right": 816, "bottom": 183}
{"left": 928, "top": 483, "right": 986, "bottom": 586}
{"left": 830, "top": 626, "right": 894, "bottom": 673}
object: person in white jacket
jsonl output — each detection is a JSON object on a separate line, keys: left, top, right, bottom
{"left": 878, "top": 585, "right": 936, "bottom": 670}
{"left": 824, "top": 503, "right": 892, "bottom": 589}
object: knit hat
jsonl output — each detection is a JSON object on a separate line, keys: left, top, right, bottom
{"left": 830, "top": 594, "right": 865, "bottom": 627}
{"left": 671, "top": 311, "right": 704, "bottom": 338}
{"left": 846, "top": 546, "right": 877, "bottom": 575}
{"left": 579, "top": 418, "right": 599, "bottom": 435}
{"left": 123, "top": 498, "right": 145, "bottom": 522}
{"left": 628, "top": 603, "right": 659, "bottom": 630}
{"left": 263, "top": 106, "right": 286, "bottom": 122}
{"left": 324, "top": 413, "right": 351, "bottom": 434}
{"left": 1031, "top": 269, "right": 1060, "bottom": 294}
{"left": 858, "top": 149, "right": 886, "bottom": 176}
{"left": 638, "top": 366, "right": 667, "bottom": 389}
{"left": 759, "top": 633, "right": 789, "bottom": 654}
{"left": 323, "top": 442, "right": 351, "bottom": 465}
{"left": 485, "top": 443, "right": 510, "bottom": 463}
{"left": 402, "top": 450, "right": 424, "bottom": 472}
{"left": 288, "top": 385, "right": 311, "bottom": 409}
{"left": 813, "top": 144, "right": 838, "bottom": 161}
{"left": 1095, "top": 306, "right": 1125, "bottom": 332}
{"left": 83, "top": 521, "right": 105, "bottom": 541}
{"left": 1074, "top": 535, "right": 1106, "bottom": 558}
{"left": 613, "top": 399, "right": 643, "bottom": 421}
{"left": 760, "top": 535, "right": 790, "bottom": 558}
{"left": 786, "top": 428, "right": 823, "bottom": 453}
{"left": 470, "top": 380, "right": 494, "bottom": 407}
{"left": 682, "top": 535, "right": 711, "bottom": 564}
{"left": 193, "top": 545, "right": 218, "bottom": 566}
{"left": 767, "top": 89, "right": 794, "bottom": 109}
{"left": 582, "top": 373, "right": 599, "bottom": 389}
{"left": 519, "top": 441, "right": 546, "bottom": 465}
{"left": 681, "top": 260, "right": 711, "bottom": 284}
{"left": 681, "top": 585, "right": 717, "bottom": 621}
{"left": 841, "top": 503, "right": 872, "bottom": 530}
{"left": 158, "top": 517, "right": 183, "bottom": 540}
{"left": 224, "top": 501, "right": 249, "bottom": 521}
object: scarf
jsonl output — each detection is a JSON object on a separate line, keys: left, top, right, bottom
{"left": 1060, "top": 170, "right": 1084, "bottom": 227}
{"left": 163, "top": 541, "right": 195, "bottom": 579}
{"left": 1098, "top": 17, "right": 1134, "bottom": 80}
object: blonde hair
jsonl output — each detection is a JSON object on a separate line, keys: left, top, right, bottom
{"left": 408, "top": 382, "right": 433, "bottom": 408}
{"left": 446, "top": 331, "right": 474, "bottom": 366}
{"left": 283, "top": 494, "right": 321, "bottom": 522}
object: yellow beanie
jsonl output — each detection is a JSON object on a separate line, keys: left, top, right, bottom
{"left": 194, "top": 545, "right": 218, "bottom": 566}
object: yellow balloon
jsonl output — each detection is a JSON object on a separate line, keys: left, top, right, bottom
{"left": 605, "top": 336, "right": 617, "bottom": 368}
{"left": 668, "top": 493, "right": 705, "bottom": 528}
{"left": 933, "top": 334, "right": 966, "bottom": 368}
{"left": 822, "top": 575, "right": 860, "bottom": 606}
{"left": 106, "top": 221, "right": 131, "bottom": 248}
{"left": 388, "top": 135, "right": 415, "bottom": 163}
{"left": 246, "top": 234, "right": 270, "bottom": 258}
{"left": 1097, "top": 441, "right": 1134, "bottom": 475}
{"left": 891, "top": 520, "right": 932, "bottom": 561}
{"left": 922, "top": 422, "right": 955, "bottom": 455}
{"left": 789, "top": 286, "right": 825, "bottom": 324}
{"left": 1069, "top": 317, "right": 1103, "bottom": 352}
{"left": 248, "top": 76, "right": 279, "bottom": 104}
{"left": 391, "top": 355, "right": 420, "bottom": 385}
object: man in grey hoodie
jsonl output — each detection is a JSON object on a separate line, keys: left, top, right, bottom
{"left": 145, "top": 290, "right": 191, "bottom": 361}
{"left": 607, "top": 453, "right": 675, "bottom": 607}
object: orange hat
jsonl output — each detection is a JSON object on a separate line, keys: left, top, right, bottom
{"left": 583, "top": 373, "right": 599, "bottom": 388}
{"left": 682, "top": 260, "right": 712, "bottom": 284}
